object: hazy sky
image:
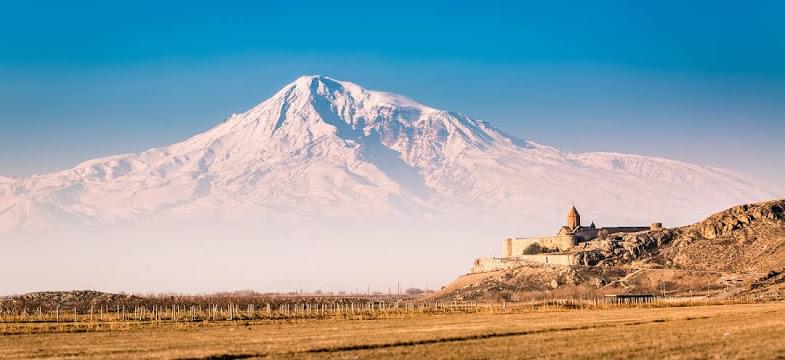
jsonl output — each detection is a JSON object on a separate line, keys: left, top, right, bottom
{"left": 1, "top": 0, "right": 784, "bottom": 184}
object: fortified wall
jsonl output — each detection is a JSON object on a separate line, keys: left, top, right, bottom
{"left": 472, "top": 254, "right": 577, "bottom": 273}
{"left": 503, "top": 235, "right": 576, "bottom": 257}
{"left": 596, "top": 226, "right": 652, "bottom": 238}
{"left": 470, "top": 206, "right": 662, "bottom": 273}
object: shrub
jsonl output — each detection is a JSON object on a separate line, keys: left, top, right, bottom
{"left": 495, "top": 290, "right": 513, "bottom": 302}
{"left": 523, "top": 243, "right": 544, "bottom": 254}
{"left": 405, "top": 288, "right": 424, "bottom": 295}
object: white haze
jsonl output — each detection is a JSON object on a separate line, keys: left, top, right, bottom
{"left": 1, "top": 217, "right": 527, "bottom": 294}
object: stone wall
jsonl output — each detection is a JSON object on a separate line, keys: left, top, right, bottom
{"left": 518, "top": 253, "right": 576, "bottom": 266}
{"left": 503, "top": 235, "right": 576, "bottom": 256}
{"left": 471, "top": 257, "right": 528, "bottom": 273}
{"left": 604, "top": 226, "right": 651, "bottom": 234}
{"left": 470, "top": 254, "right": 577, "bottom": 273}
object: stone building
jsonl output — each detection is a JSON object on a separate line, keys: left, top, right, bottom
{"left": 471, "top": 205, "right": 662, "bottom": 273}
{"left": 502, "top": 206, "right": 657, "bottom": 257}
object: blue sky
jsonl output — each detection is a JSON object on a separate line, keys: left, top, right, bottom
{"left": 1, "top": 0, "right": 784, "bottom": 184}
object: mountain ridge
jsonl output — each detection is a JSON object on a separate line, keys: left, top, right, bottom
{"left": 1, "top": 75, "right": 781, "bottom": 232}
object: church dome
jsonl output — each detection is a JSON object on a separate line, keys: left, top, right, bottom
{"left": 567, "top": 206, "right": 581, "bottom": 229}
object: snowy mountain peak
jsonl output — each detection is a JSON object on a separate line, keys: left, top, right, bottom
{"left": 0, "top": 76, "right": 781, "bottom": 232}
{"left": 210, "top": 75, "right": 503, "bottom": 170}
{"left": 285, "top": 75, "right": 428, "bottom": 109}
{"left": 290, "top": 75, "right": 348, "bottom": 95}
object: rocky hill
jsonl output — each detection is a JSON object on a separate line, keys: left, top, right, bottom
{"left": 431, "top": 199, "right": 785, "bottom": 301}
{"left": 579, "top": 199, "right": 785, "bottom": 273}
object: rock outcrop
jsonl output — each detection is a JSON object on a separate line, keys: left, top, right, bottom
{"left": 433, "top": 199, "right": 785, "bottom": 301}
{"left": 575, "top": 200, "right": 785, "bottom": 273}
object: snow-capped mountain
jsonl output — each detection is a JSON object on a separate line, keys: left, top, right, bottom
{"left": 0, "top": 75, "right": 781, "bottom": 232}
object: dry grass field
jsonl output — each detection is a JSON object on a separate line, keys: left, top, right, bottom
{"left": 1, "top": 302, "right": 784, "bottom": 359}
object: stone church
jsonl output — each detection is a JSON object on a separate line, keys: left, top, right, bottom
{"left": 502, "top": 206, "right": 661, "bottom": 257}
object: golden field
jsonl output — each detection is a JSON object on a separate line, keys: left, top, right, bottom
{"left": 1, "top": 302, "right": 785, "bottom": 359}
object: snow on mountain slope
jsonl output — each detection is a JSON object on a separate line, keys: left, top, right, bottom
{"left": 0, "top": 75, "right": 781, "bottom": 232}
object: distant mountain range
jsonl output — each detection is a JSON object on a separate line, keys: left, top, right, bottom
{"left": 1, "top": 75, "right": 781, "bottom": 232}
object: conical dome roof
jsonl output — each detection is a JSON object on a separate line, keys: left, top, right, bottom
{"left": 567, "top": 205, "right": 581, "bottom": 228}
{"left": 568, "top": 206, "right": 579, "bottom": 217}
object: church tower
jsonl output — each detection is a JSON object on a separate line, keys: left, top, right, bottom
{"left": 567, "top": 206, "right": 581, "bottom": 229}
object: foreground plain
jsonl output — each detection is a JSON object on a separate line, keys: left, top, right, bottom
{"left": 2, "top": 303, "right": 785, "bottom": 359}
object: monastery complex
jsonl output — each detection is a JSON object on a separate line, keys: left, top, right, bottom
{"left": 472, "top": 206, "right": 662, "bottom": 273}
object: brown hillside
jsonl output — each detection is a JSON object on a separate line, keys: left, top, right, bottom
{"left": 432, "top": 199, "right": 785, "bottom": 301}
{"left": 661, "top": 199, "right": 785, "bottom": 273}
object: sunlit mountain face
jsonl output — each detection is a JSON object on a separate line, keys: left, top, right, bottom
{"left": 1, "top": 75, "right": 781, "bottom": 233}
